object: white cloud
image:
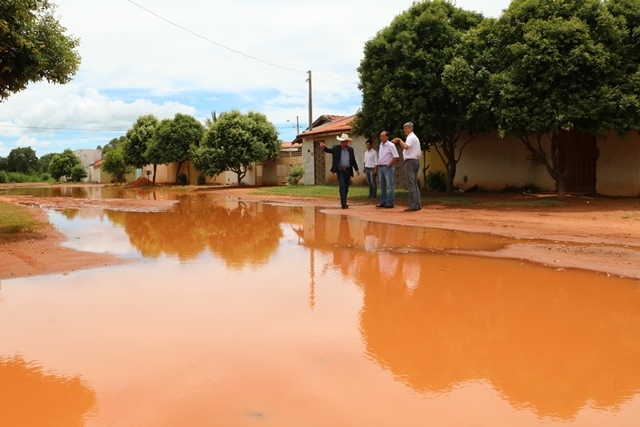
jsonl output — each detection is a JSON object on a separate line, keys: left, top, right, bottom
{"left": 0, "top": 0, "right": 510, "bottom": 154}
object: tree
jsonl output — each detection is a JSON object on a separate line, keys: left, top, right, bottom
{"left": 70, "top": 164, "right": 87, "bottom": 182}
{"left": 6, "top": 147, "right": 38, "bottom": 174}
{"left": 124, "top": 115, "right": 158, "bottom": 169}
{"left": 102, "top": 145, "right": 131, "bottom": 183}
{"left": 0, "top": 157, "right": 8, "bottom": 171}
{"left": 49, "top": 149, "right": 81, "bottom": 181}
{"left": 151, "top": 113, "right": 204, "bottom": 183}
{"left": 355, "top": 0, "right": 486, "bottom": 194}
{"left": 205, "top": 111, "right": 218, "bottom": 128}
{"left": 472, "top": 0, "right": 636, "bottom": 198}
{"left": 38, "top": 152, "right": 56, "bottom": 174}
{"left": 0, "top": 0, "right": 81, "bottom": 100}
{"left": 192, "top": 110, "right": 280, "bottom": 185}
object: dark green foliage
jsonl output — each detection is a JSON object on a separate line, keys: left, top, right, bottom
{"left": 177, "top": 173, "right": 188, "bottom": 186}
{"left": 48, "top": 149, "right": 81, "bottom": 181}
{"left": 125, "top": 115, "right": 158, "bottom": 169}
{"left": 425, "top": 170, "right": 447, "bottom": 192}
{"left": 0, "top": 0, "right": 81, "bottom": 100}
{"left": 192, "top": 110, "right": 280, "bottom": 185}
{"left": 355, "top": 0, "right": 487, "bottom": 194}
{"left": 70, "top": 164, "right": 87, "bottom": 182}
{"left": 6, "top": 147, "right": 38, "bottom": 174}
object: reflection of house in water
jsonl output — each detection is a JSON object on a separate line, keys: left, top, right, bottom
{"left": 297, "top": 207, "right": 640, "bottom": 421}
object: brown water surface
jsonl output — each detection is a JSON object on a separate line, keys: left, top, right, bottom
{"left": 1, "top": 192, "right": 639, "bottom": 426}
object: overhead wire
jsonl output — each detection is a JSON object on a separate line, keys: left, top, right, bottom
{"left": 127, "top": 0, "right": 307, "bottom": 75}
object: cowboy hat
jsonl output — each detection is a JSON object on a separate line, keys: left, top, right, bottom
{"left": 336, "top": 133, "right": 352, "bottom": 142}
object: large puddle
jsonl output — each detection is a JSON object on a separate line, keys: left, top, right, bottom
{"left": 1, "top": 188, "right": 639, "bottom": 426}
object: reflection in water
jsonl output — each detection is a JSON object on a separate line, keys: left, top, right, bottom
{"left": 299, "top": 211, "right": 640, "bottom": 421}
{"left": 3, "top": 192, "right": 640, "bottom": 425}
{"left": 106, "top": 197, "right": 283, "bottom": 267}
{"left": 356, "top": 252, "right": 640, "bottom": 420}
{"left": 0, "top": 355, "right": 96, "bottom": 426}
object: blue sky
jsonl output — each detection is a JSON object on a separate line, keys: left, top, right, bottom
{"left": 0, "top": 0, "right": 511, "bottom": 158}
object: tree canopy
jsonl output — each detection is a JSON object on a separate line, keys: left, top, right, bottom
{"left": 146, "top": 113, "right": 204, "bottom": 183}
{"left": 6, "top": 147, "right": 38, "bottom": 174}
{"left": 124, "top": 115, "right": 158, "bottom": 170}
{"left": 0, "top": 0, "right": 81, "bottom": 101}
{"left": 191, "top": 110, "right": 280, "bottom": 185}
{"left": 355, "top": 0, "right": 486, "bottom": 193}
{"left": 48, "top": 148, "right": 80, "bottom": 181}
{"left": 448, "top": 0, "right": 640, "bottom": 197}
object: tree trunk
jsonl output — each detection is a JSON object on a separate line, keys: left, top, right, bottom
{"left": 557, "top": 178, "right": 566, "bottom": 200}
{"left": 175, "top": 161, "right": 184, "bottom": 183}
{"left": 152, "top": 163, "right": 157, "bottom": 186}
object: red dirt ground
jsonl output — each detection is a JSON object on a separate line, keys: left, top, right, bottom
{"left": 1, "top": 186, "right": 640, "bottom": 280}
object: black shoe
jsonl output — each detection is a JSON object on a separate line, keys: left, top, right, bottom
{"left": 384, "top": 205, "right": 394, "bottom": 208}
{"left": 403, "top": 207, "right": 419, "bottom": 212}
{"left": 375, "top": 204, "right": 386, "bottom": 208}
{"left": 342, "top": 204, "right": 349, "bottom": 209}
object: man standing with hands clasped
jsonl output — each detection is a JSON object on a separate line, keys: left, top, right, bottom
{"left": 393, "top": 122, "right": 422, "bottom": 211}
{"left": 319, "top": 133, "right": 360, "bottom": 209}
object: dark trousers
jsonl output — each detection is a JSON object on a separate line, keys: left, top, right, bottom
{"left": 337, "top": 169, "right": 351, "bottom": 206}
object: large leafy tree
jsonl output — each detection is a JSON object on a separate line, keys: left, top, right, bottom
{"left": 124, "top": 115, "right": 158, "bottom": 170}
{"left": 191, "top": 110, "right": 280, "bottom": 185}
{"left": 37, "top": 152, "right": 56, "bottom": 173}
{"left": 355, "top": 0, "right": 486, "bottom": 193}
{"left": 102, "top": 144, "right": 131, "bottom": 183}
{"left": 464, "top": 0, "right": 637, "bottom": 198}
{"left": 6, "top": 146, "right": 38, "bottom": 173}
{"left": 0, "top": 0, "right": 81, "bottom": 100}
{"left": 48, "top": 148, "right": 80, "bottom": 181}
{"left": 148, "top": 113, "right": 204, "bottom": 183}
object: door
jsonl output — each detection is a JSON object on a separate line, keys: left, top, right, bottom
{"left": 558, "top": 130, "right": 597, "bottom": 193}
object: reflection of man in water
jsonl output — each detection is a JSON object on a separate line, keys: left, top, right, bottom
{"left": 333, "top": 216, "right": 354, "bottom": 273}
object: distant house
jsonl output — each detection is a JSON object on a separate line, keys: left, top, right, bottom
{"left": 296, "top": 115, "right": 370, "bottom": 186}
{"left": 74, "top": 149, "right": 102, "bottom": 182}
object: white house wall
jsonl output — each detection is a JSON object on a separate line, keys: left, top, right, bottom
{"left": 451, "top": 131, "right": 556, "bottom": 192}
{"left": 596, "top": 131, "right": 640, "bottom": 197}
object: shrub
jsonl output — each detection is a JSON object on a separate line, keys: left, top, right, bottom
{"left": 287, "top": 165, "right": 304, "bottom": 186}
{"left": 70, "top": 164, "right": 87, "bottom": 182}
{"left": 0, "top": 171, "right": 6, "bottom": 183}
{"left": 425, "top": 170, "right": 446, "bottom": 192}
{"left": 197, "top": 174, "right": 206, "bottom": 185}
{"left": 177, "top": 173, "right": 188, "bottom": 186}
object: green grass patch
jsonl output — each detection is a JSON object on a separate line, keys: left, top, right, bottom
{"left": 0, "top": 202, "right": 47, "bottom": 233}
{"left": 621, "top": 212, "right": 639, "bottom": 219}
{"left": 481, "top": 199, "right": 566, "bottom": 208}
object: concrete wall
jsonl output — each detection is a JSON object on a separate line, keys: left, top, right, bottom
{"left": 449, "top": 131, "right": 556, "bottom": 192}
{"left": 596, "top": 131, "right": 640, "bottom": 197}
{"left": 301, "top": 135, "right": 369, "bottom": 186}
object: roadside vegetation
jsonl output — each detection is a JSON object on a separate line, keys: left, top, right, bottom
{"left": 0, "top": 202, "right": 48, "bottom": 234}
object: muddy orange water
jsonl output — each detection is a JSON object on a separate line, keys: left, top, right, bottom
{"left": 1, "top": 193, "right": 640, "bottom": 426}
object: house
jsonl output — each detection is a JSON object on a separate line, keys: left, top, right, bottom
{"left": 74, "top": 149, "right": 102, "bottom": 182}
{"left": 296, "top": 115, "right": 370, "bottom": 187}
{"left": 438, "top": 129, "right": 640, "bottom": 197}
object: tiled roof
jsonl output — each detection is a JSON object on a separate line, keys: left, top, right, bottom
{"left": 296, "top": 115, "right": 354, "bottom": 140}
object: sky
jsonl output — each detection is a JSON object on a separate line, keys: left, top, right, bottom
{"left": 0, "top": 0, "right": 511, "bottom": 158}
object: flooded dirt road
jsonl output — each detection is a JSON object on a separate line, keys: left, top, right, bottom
{"left": 1, "top": 187, "right": 640, "bottom": 426}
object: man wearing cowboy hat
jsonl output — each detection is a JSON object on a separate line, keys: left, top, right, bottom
{"left": 319, "top": 133, "right": 360, "bottom": 209}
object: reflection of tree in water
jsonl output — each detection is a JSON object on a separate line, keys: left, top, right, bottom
{"left": 0, "top": 354, "right": 96, "bottom": 426}
{"left": 106, "top": 200, "right": 282, "bottom": 267}
{"left": 204, "top": 202, "right": 283, "bottom": 268}
{"left": 58, "top": 208, "right": 81, "bottom": 220}
{"left": 356, "top": 254, "right": 640, "bottom": 420}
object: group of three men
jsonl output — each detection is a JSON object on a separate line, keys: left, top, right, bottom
{"left": 318, "top": 122, "right": 421, "bottom": 211}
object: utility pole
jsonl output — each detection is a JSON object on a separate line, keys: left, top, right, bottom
{"left": 307, "top": 70, "right": 313, "bottom": 131}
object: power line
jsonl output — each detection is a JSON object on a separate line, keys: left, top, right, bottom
{"left": 0, "top": 124, "right": 127, "bottom": 132}
{"left": 128, "top": 0, "right": 306, "bottom": 75}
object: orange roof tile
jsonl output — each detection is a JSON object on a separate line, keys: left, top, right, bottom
{"left": 297, "top": 115, "right": 354, "bottom": 139}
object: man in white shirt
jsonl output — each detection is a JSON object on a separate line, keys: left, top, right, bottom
{"left": 363, "top": 139, "right": 378, "bottom": 198}
{"left": 393, "top": 122, "right": 422, "bottom": 211}
{"left": 376, "top": 130, "right": 400, "bottom": 208}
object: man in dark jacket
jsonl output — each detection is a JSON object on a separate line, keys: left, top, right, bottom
{"left": 319, "top": 133, "right": 360, "bottom": 209}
